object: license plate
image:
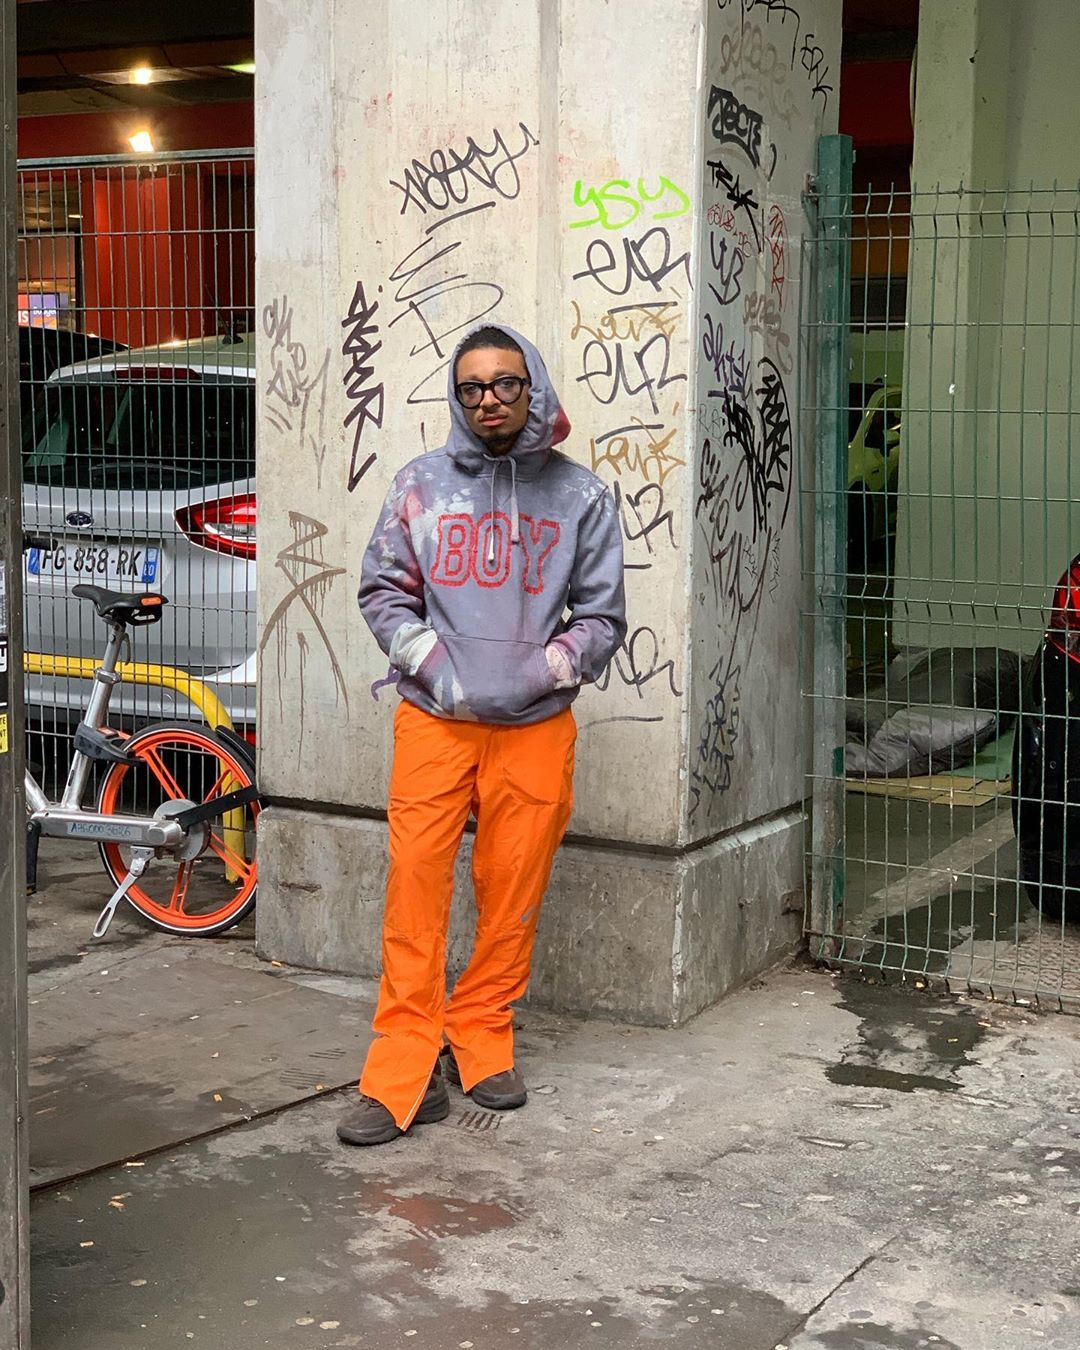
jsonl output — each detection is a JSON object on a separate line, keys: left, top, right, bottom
{"left": 26, "top": 543, "right": 160, "bottom": 584}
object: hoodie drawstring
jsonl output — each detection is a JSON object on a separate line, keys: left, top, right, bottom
{"left": 508, "top": 456, "right": 519, "bottom": 546}
{"left": 484, "top": 455, "right": 520, "bottom": 563}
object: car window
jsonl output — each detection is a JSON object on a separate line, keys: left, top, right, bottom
{"left": 861, "top": 395, "right": 901, "bottom": 451}
{"left": 863, "top": 409, "right": 888, "bottom": 450}
{"left": 21, "top": 379, "right": 255, "bottom": 491}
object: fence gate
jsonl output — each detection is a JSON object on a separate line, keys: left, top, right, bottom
{"left": 16, "top": 149, "right": 256, "bottom": 795}
{"left": 806, "top": 134, "right": 1080, "bottom": 1011}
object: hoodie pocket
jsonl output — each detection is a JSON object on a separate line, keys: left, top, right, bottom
{"left": 427, "top": 634, "right": 555, "bottom": 722}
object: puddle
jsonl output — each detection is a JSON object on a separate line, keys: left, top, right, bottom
{"left": 31, "top": 1138, "right": 800, "bottom": 1349}
{"left": 825, "top": 979, "right": 987, "bottom": 1095}
{"left": 813, "top": 1322, "right": 962, "bottom": 1350}
{"left": 827, "top": 1064, "right": 960, "bottom": 1094}
{"left": 387, "top": 1190, "right": 518, "bottom": 1240}
{"left": 848, "top": 879, "right": 1018, "bottom": 977}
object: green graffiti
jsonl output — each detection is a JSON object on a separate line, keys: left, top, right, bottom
{"left": 570, "top": 176, "right": 691, "bottom": 231}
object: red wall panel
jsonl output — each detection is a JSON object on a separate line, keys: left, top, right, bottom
{"left": 839, "top": 60, "right": 914, "bottom": 149}
{"left": 18, "top": 102, "right": 254, "bottom": 160}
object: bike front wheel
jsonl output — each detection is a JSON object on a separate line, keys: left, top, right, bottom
{"left": 97, "top": 722, "right": 260, "bottom": 936}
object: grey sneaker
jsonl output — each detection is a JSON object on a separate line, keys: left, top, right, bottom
{"left": 337, "top": 1066, "right": 449, "bottom": 1146}
{"left": 441, "top": 1048, "right": 527, "bottom": 1111}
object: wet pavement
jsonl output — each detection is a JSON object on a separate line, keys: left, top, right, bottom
{"left": 840, "top": 793, "right": 1080, "bottom": 1008}
{"left": 26, "top": 845, "right": 1080, "bottom": 1348}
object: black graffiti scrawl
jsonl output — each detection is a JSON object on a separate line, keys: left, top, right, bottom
{"left": 690, "top": 357, "right": 792, "bottom": 818}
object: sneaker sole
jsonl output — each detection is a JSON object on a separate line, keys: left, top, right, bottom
{"left": 336, "top": 1121, "right": 402, "bottom": 1147}
{"left": 471, "top": 1088, "right": 527, "bottom": 1111}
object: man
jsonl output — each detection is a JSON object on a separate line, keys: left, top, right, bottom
{"left": 337, "top": 323, "right": 627, "bottom": 1146}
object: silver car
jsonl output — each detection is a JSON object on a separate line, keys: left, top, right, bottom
{"left": 21, "top": 332, "right": 257, "bottom": 738}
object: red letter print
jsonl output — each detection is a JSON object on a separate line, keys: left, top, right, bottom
{"left": 430, "top": 513, "right": 472, "bottom": 587}
{"left": 517, "top": 515, "right": 560, "bottom": 595}
{"left": 473, "top": 511, "right": 513, "bottom": 588}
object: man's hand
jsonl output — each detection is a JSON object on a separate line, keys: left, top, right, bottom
{"left": 545, "top": 643, "right": 576, "bottom": 690}
{"left": 390, "top": 622, "right": 438, "bottom": 676}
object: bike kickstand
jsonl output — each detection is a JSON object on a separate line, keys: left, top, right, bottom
{"left": 92, "top": 846, "right": 155, "bottom": 939}
{"left": 26, "top": 820, "right": 42, "bottom": 896}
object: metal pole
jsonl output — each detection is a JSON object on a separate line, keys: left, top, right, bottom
{"left": 0, "top": 0, "right": 29, "bottom": 1339}
{"left": 17, "top": 147, "right": 254, "bottom": 170}
{"left": 809, "top": 135, "right": 853, "bottom": 954}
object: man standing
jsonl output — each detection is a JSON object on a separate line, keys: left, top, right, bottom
{"left": 337, "top": 323, "right": 626, "bottom": 1146}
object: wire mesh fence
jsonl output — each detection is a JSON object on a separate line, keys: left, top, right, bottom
{"left": 16, "top": 151, "right": 256, "bottom": 797}
{"left": 805, "top": 172, "right": 1080, "bottom": 1011}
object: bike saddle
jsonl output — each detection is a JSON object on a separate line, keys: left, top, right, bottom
{"left": 72, "top": 584, "right": 169, "bottom": 625}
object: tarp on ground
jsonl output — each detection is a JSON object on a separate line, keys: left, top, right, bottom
{"left": 845, "top": 647, "right": 1025, "bottom": 779}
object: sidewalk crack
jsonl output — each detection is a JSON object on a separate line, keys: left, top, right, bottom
{"left": 775, "top": 1230, "right": 901, "bottom": 1343}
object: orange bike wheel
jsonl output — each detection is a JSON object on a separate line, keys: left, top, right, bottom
{"left": 97, "top": 723, "right": 259, "bottom": 936}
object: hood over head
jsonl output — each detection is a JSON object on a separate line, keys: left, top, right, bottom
{"left": 445, "top": 323, "right": 571, "bottom": 480}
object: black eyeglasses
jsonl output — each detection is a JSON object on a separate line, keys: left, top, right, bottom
{"left": 454, "top": 376, "right": 530, "bottom": 409}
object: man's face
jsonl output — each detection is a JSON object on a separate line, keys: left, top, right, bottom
{"left": 454, "top": 345, "right": 531, "bottom": 455}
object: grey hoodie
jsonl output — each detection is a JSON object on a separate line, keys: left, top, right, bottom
{"left": 358, "top": 325, "right": 627, "bottom": 725}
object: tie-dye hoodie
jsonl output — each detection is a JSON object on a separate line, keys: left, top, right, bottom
{"left": 358, "top": 324, "right": 627, "bottom": 725}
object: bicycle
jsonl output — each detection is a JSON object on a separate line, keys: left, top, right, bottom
{"left": 24, "top": 583, "right": 262, "bottom": 939}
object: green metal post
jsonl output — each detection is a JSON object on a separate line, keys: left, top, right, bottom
{"left": 810, "top": 134, "right": 853, "bottom": 953}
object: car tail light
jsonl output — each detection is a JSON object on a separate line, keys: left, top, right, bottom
{"left": 176, "top": 493, "right": 256, "bottom": 559}
{"left": 1048, "top": 557, "right": 1080, "bottom": 662}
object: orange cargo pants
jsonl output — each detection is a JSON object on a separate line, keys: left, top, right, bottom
{"left": 359, "top": 699, "right": 576, "bottom": 1128}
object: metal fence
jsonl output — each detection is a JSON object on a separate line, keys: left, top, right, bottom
{"left": 806, "top": 145, "right": 1080, "bottom": 1010}
{"left": 16, "top": 150, "right": 255, "bottom": 787}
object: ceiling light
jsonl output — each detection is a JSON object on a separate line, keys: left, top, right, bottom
{"left": 225, "top": 61, "right": 256, "bottom": 75}
{"left": 96, "top": 67, "right": 190, "bottom": 85}
{"left": 128, "top": 131, "right": 155, "bottom": 154}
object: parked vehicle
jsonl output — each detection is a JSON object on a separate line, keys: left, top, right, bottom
{"left": 21, "top": 332, "right": 257, "bottom": 736}
{"left": 847, "top": 382, "right": 902, "bottom": 571}
{"left": 1012, "top": 555, "right": 1080, "bottom": 920}
{"left": 18, "top": 324, "right": 125, "bottom": 386}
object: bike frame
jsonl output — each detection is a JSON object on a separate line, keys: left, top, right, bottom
{"left": 23, "top": 623, "right": 185, "bottom": 849}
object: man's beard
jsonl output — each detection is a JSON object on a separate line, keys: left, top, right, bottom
{"left": 478, "top": 429, "right": 519, "bottom": 455}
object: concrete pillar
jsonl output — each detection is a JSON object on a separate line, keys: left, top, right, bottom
{"left": 254, "top": 0, "right": 840, "bottom": 1025}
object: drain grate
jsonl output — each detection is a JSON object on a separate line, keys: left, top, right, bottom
{"left": 453, "top": 1108, "right": 502, "bottom": 1134}
{"left": 280, "top": 1068, "right": 345, "bottom": 1090}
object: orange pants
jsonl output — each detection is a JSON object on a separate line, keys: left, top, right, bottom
{"left": 359, "top": 700, "right": 576, "bottom": 1128}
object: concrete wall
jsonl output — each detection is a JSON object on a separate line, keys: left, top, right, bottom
{"left": 895, "top": 0, "right": 1080, "bottom": 650}
{"left": 254, "top": 0, "right": 840, "bottom": 1024}
{"left": 689, "top": 0, "right": 839, "bottom": 836}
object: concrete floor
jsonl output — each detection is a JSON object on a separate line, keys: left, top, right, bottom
{"left": 840, "top": 792, "right": 1080, "bottom": 1007}
{"left": 25, "top": 842, "right": 1080, "bottom": 1349}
